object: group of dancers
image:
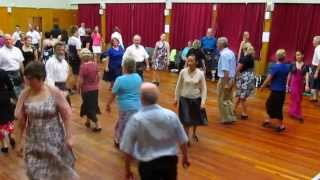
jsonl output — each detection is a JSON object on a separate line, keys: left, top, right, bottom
{"left": 0, "top": 21, "right": 320, "bottom": 180}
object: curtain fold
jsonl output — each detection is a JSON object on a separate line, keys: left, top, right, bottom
{"left": 268, "top": 4, "right": 320, "bottom": 64}
{"left": 170, "top": 3, "right": 212, "bottom": 50}
{"left": 106, "top": 4, "right": 133, "bottom": 46}
{"left": 216, "top": 3, "right": 265, "bottom": 55}
{"left": 78, "top": 4, "right": 101, "bottom": 29}
{"left": 106, "top": 3, "right": 164, "bottom": 47}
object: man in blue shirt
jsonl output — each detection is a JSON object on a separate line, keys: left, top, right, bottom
{"left": 217, "top": 37, "right": 237, "bottom": 124}
{"left": 201, "top": 28, "right": 218, "bottom": 80}
{"left": 120, "top": 82, "right": 190, "bottom": 180}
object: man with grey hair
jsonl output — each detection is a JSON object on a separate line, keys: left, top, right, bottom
{"left": 0, "top": 34, "right": 24, "bottom": 97}
{"left": 216, "top": 37, "right": 237, "bottom": 124}
{"left": 311, "top": 36, "right": 320, "bottom": 102}
{"left": 120, "top": 82, "right": 190, "bottom": 180}
{"left": 123, "top": 34, "right": 150, "bottom": 80}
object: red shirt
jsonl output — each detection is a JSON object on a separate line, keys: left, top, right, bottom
{"left": 79, "top": 62, "right": 99, "bottom": 92}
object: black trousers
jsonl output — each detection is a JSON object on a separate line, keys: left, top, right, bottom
{"left": 139, "top": 156, "right": 178, "bottom": 180}
{"left": 55, "top": 82, "right": 71, "bottom": 105}
{"left": 266, "top": 91, "right": 286, "bottom": 120}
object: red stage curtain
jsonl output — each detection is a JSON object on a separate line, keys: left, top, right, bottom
{"left": 216, "top": 3, "right": 265, "bottom": 55}
{"left": 106, "top": 4, "right": 133, "bottom": 46}
{"left": 132, "top": 4, "right": 165, "bottom": 47}
{"left": 106, "top": 3, "right": 164, "bottom": 47}
{"left": 78, "top": 4, "right": 101, "bottom": 29}
{"left": 268, "top": 4, "right": 320, "bottom": 64}
{"left": 170, "top": 3, "right": 212, "bottom": 50}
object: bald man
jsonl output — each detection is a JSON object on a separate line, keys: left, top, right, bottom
{"left": 120, "top": 82, "right": 190, "bottom": 180}
{"left": 123, "top": 35, "right": 150, "bottom": 80}
{"left": 0, "top": 34, "right": 24, "bottom": 97}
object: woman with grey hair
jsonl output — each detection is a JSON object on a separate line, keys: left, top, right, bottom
{"left": 78, "top": 48, "right": 101, "bottom": 132}
{"left": 106, "top": 57, "right": 142, "bottom": 148}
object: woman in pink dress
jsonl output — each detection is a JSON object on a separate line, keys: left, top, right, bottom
{"left": 91, "top": 26, "right": 102, "bottom": 63}
{"left": 287, "top": 51, "right": 309, "bottom": 122}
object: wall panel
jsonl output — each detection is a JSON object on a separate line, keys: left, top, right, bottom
{"left": 0, "top": 7, "right": 77, "bottom": 34}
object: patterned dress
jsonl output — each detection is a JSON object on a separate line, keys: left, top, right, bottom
{"left": 153, "top": 41, "right": 169, "bottom": 70}
{"left": 236, "top": 55, "right": 256, "bottom": 99}
{"left": 24, "top": 95, "right": 77, "bottom": 180}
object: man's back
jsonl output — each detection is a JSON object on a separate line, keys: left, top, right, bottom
{"left": 120, "top": 104, "right": 188, "bottom": 162}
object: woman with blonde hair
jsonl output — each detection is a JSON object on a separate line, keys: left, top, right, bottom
{"left": 78, "top": 48, "right": 101, "bottom": 132}
{"left": 151, "top": 33, "right": 170, "bottom": 86}
{"left": 238, "top": 31, "right": 250, "bottom": 60}
{"left": 260, "top": 49, "right": 290, "bottom": 132}
{"left": 235, "top": 44, "right": 256, "bottom": 119}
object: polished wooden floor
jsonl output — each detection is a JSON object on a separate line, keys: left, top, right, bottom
{"left": 1, "top": 71, "right": 320, "bottom": 180}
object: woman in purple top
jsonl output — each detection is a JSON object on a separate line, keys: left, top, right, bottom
{"left": 287, "top": 51, "right": 309, "bottom": 122}
{"left": 260, "top": 49, "right": 290, "bottom": 132}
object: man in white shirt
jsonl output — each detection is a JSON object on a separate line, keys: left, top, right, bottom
{"left": 12, "top": 25, "right": 21, "bottom": 45}
{"left": 26, "top": 24, "right": 41, "bottom": 51}
{"left": 311, "top": 36, "right": 320, "bottom": 102}
{"left": 0, "top": 34, "right": 24, "bottom": 97}
{"left": 123, "top": 35, "right": 150, "bottom": 80}
{"left": 46, "top": 41, "right": 71, "bottom": 104}
{"left": 111, "top": 26, "right": 124, "bottom": 49}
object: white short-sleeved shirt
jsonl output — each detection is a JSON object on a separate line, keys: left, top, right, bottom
{"left": 312, "top": 45, "right": 320, "bottom": 66}
{"left": 0, "top": 46, "right": 24, "bottom": 71}
{"left": 68, "top": 36, "right": 82, "bottom": 50}
{"left": 45, "top": 55, "right": 69, "bottom": 86}
{"left": 78, "top": 27, "right": 86, "bottom": 37}
{"left": 123, "top": 44, "right": 149, "bottom": 63}
{"left": 12, "top": 31, "right": 21, "bottom": 43}
{"left": 26, "top": 30, "right": 41, "bottom": 45}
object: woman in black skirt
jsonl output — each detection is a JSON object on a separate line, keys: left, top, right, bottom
{"left": 78, "top": 49, "right": 101, "bottom": 132}
{"left": 174, "top": 54, "right": 207, "bottom": 144}
{"left": 0, "top": 69, "right": 16, "bottom": 153}
{"left": 260, "top": 49, "right": 290, "bottom": 132}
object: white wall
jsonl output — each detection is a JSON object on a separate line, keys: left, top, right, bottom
{"left": 0, "top": 0, "right": 77, "bottom": 9}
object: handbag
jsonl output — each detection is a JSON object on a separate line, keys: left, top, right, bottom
{"left": 200, "top": 108, "right": 208, "bottom": 126}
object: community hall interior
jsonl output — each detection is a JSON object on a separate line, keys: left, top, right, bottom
{"left": 0, "top": 0, "right": 320, "bottom": 179}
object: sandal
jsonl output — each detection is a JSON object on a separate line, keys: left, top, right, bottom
{"left": 275, "top": 126, "right": 286, "bottom": 132}
{"left": 1, "top": 147, "right": 8, "bottom": 153}
{"left": 262, "top": 121, "right": 271, "bottom": 128}
{"left": 240, "top": 115, "right": 249, "bottom": 120}
{"left": 192, "top": 135, "right": 199, "bottom": 142}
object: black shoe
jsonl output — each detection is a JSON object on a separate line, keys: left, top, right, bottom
{"left": 262, "top": 121, "right": 271, "bottom": 128}
{"left": 92, "top": 127, "right": 102, "bottom": 132}
{"left": 114, "top": 140, "right": 119, "bottom": 149}
{"left": 240, "top": 115, "right": 249, "bottom": 120}
{"left": 298, "top": 118, "right": 304, "bottom": 124}
{"left": 1, "top": 147, "right": 8, "bottom": 153}
{"left": 152, "top": 81, "right": 160, "bottom": 86}
{"left": 9, "top": 138, "right": 16, "bottom": 149}
{"left": 275, "top": 126, "right": 286, "bottom": 132}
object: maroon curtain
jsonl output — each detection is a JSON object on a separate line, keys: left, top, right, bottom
{"left": 132, "top": 4, "right": 165, "bottom": 47}
{"left": 216, "top": 3, "right": 265, "bottom": 55}
{"left": 106, "top": 3, "right": 164, "bottom": 47}
{"left": 106, "top": 4, "right": 133, "bottom": 46}
{"left": 78, "top": 4, "right": 101, "bottom": 29}
{"left": 170, "top": 3, "right": 212, "bottom": 50}
{"left": 268, "top": 4, "right": 320, "bottom": 64}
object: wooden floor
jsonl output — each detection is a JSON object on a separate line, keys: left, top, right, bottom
{"left": 1, "top": 71, "right": 320, "bottom": 180}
